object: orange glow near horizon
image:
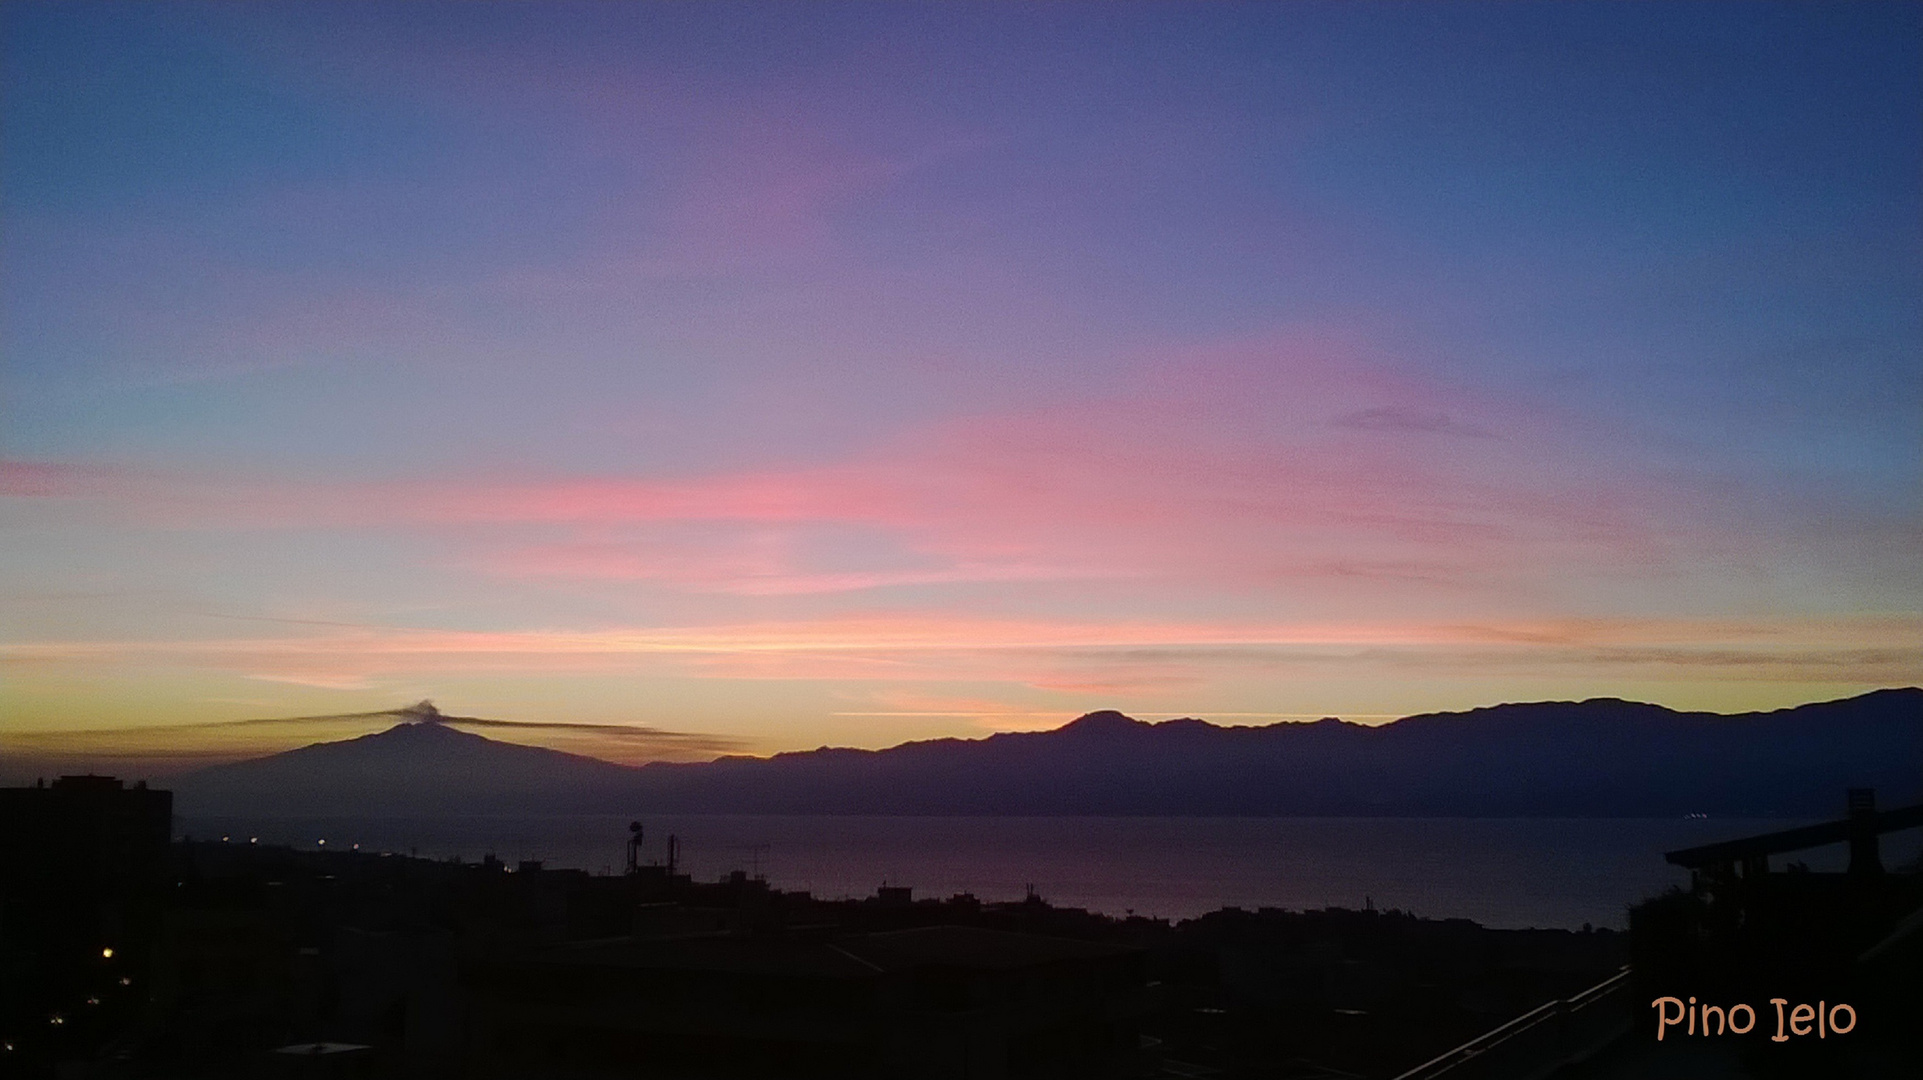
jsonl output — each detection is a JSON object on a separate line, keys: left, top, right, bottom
{"left": 5, "top": 608, "right": 1917, "bottom": 775}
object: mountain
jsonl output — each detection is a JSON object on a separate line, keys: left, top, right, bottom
{"left": 176, "top": 719, "right": 633, "bottom": 815}
{"left": 173, "top": 689, "right": 1923, "bottom": 818}
{"left": 623, "top": 690, "right": 1923, "bottom": 817}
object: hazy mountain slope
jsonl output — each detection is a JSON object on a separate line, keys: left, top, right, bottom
{"left": 622, "top": 690, "right": 1922, "bottom": 817}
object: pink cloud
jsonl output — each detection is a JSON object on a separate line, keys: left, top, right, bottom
{"left": 484, "top": 534, "right": 1111, "bottom": 596}
{"left": 10, "top": 612, "right": 1916, "bottom": 692}
{"left": 0, "top": 460, "right": 126, "bottom": 497}
{"left": 2, "top": 332, "right": 1725, "bottom": 615}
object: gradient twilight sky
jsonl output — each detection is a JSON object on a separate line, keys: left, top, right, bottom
{"left": 3, "top": 1, "right": 1919, "bottom": 771}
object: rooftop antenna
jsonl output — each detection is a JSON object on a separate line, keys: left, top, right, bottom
{"left": 666, "top": 834, "right": 679, "bottom": 877}
{"left": 626, "top": 821, "right": 644, "bottom": 875}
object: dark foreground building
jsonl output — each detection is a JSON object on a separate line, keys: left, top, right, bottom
{"left": 0, "top": 776, "right": 173, "bottom": 1068}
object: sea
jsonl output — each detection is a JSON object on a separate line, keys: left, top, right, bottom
{"left": 172, "top": 814, "right": 1923, "bottom": 931}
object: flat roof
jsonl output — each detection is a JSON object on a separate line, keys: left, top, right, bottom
{"left": 1664, "top": 802, "right": 1923, "bottom": 869}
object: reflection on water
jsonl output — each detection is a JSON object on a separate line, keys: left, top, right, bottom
{"left": 176, "top": 813, "right": 1923, "bottom": 929}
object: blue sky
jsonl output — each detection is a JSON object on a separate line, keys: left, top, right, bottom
{"left": 3, "top": 2, "right": 1918, "bottom": 768}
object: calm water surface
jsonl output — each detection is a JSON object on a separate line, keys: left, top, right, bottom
{"left": 175, "top": 814, "right": 1923, "bottom": 930}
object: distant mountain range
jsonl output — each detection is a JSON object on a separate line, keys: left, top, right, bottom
{"left": 174, "top": 689, "right": 1923, "bottom": 818}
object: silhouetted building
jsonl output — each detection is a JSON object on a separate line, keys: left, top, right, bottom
{"left": 0, "top": 774, "right": 173, "bottom": 896}
{"left": 1601, "top": 789, "right": 1923, "bottom": 1078}
{"left": 0, "top": 775, "right": 173, "bottom": 1070}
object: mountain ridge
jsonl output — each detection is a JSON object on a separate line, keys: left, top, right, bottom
{"left": 172, "top": 688, "right": 1923, "bottom": 817}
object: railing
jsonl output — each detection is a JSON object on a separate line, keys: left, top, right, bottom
{"left": 1390, "top": 967, "right": 1633, "bottom": 1080}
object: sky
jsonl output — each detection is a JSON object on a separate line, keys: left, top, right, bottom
{"left": 3, "top": 1, "right": 1919, "bottom": 773}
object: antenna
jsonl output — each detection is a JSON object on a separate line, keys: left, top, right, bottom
{"left": 667, "top": 834, "right": 679, "bottom": 877}
{"left": 626, "top": 821, "right": 643, "bottom": 875}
